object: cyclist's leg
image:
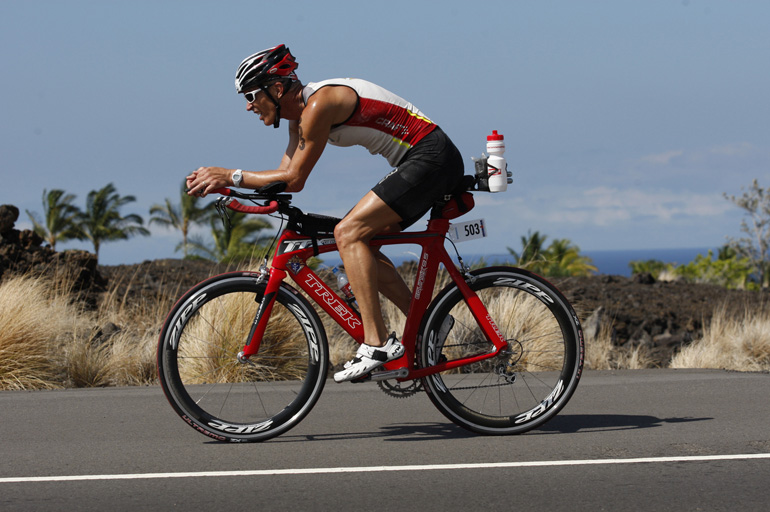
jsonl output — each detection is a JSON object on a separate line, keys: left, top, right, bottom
{"left": 336, "top": 127, "right": 463, "bottom": 348}
{"left": 374, "top": 248, "right": 411, "bottom": 315}
{"left": 334, "top": 191, "right": 403, "bottom": 348}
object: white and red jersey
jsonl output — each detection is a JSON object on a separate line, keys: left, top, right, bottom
{"left": 302, "top": 78, "right": 437, "bottom": 167}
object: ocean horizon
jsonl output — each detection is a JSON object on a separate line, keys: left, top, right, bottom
{"left": 320, "top": 247, "right": 716, "bottom": 278}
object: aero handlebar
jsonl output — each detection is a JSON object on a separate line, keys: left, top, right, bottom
{"left": 212, "top": 188, "right": 279, "bottom": 215}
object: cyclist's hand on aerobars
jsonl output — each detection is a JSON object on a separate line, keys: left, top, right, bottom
{"left": 186, "top": 167, "right": 229, "bottom": 197}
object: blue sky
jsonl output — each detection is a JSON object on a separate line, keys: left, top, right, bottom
{"left": 2, "top": 0, "right": 768, "bottom": 265}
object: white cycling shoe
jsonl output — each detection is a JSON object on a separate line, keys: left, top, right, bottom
{"left": 334, "top": 333, "right": 405, "bottom": 383}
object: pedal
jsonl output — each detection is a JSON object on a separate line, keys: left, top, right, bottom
{"left": 369, "top": 368, "right": 409, "bottom": 381}
{"left": 350, "top": 372, "right": 373, "bottom": 384}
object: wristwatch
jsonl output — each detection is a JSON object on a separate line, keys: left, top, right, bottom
{"left": 232, "top": 169, "right": 243, "bottom": 187}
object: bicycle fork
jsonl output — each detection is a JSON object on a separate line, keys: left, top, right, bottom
{"left": 238, "top": 266, "right": 286, "bottom": 361}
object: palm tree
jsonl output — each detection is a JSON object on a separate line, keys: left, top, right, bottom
{"left": 25, "top": 189, "right": 84, "bottom": 250}
{"left": 149, "top": 182, "right": 209, "bottom": 257}
{"left": 542, "top": 238, "right": 597, "bottom": 277}
{"left": 188, "top": 212, "right": 272, "bottom": 264}
{"left": 77, "top": 183, "right": 150, "bottom": 261}
{"left": 507, "top": 230, "right": 549, "bottom": 272}
{"left": 509, "top": 231, "right": 596, "bottom": 277}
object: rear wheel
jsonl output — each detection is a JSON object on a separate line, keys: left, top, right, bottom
{"left": 418, "top": 267, "right": 584, "bottom": 435}
{"left": 157, "top": 273, "right": 329, "bottom": 442}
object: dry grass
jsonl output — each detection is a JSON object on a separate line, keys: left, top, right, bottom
{"left": 2, "top": 262, "right": 769, "bottom": 390}
{"left": 177, "top": 292, "right": 309, "bottom": 384}
{"left": 0, "top": 274, "right": 78, "bottom": 389}
{"left": 671, "top": 303, "right": 770, "bottom": 371}
{"left": 584, "top": 317, "right": 654, "bottom": 370}
{"left": 0, "top": 263, "right": 177, "bottom": 390}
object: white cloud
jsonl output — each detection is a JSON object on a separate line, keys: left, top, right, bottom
{"left": 709, "top": 142, "right": 755, "bottom": 157}
{"left": 638, "top": 149, "right": 684, "bottom": 165}
{"left": 537, "top": 186, "right": 733, "bottom": 226}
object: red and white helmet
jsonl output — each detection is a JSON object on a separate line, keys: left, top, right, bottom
{"left": 235, "top": 44, "right": 299, "bottom": 93}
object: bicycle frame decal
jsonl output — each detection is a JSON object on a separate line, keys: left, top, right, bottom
{"left": 297, "top": 266, "right": 363, "bottom": 335}
{"left": 279, "top": 237, "right": 335, "bottom": 254}
{"left": 245, "top": 291, "right": 275, "bottom": 347}
{"left": 286, "top": 255, "right": 304, "bottom": 274}
{"left": 414, "top": 251, "right": 430, "bottom": 300}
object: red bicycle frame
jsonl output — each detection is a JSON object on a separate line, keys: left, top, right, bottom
{"left": 239, "top": 215, "right": 509, "bottom": 380}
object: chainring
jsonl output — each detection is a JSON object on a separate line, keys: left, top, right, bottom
{"left": 377, "top": 378, "right": 423, "bottom": 398}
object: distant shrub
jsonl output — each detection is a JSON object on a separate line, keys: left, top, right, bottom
{"left": 628, "top": 259, "right": 674, "bottom": 279}
{"left": 630, "top": 246, "right": 757, "bottom": 290}
{"left": 673, "top": 250, "right": 756, "bottom": 290}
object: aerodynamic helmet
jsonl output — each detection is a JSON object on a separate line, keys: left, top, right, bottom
{"left": 235, "top": 44, "right": 299, "bottom": 94}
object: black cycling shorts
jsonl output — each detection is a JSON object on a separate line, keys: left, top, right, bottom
{"left": 372, "top": 126, "right": 465, "bottom": 229}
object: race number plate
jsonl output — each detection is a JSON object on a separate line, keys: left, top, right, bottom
{"left": 448, "top": 219, "right": 487, "bottom": 243}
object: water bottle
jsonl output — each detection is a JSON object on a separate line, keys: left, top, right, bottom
{"left": 486, "top": 130, "right": 508, "bottom": 193}
{"left": 332, "top": 266, "right": 357, "bottom": 307}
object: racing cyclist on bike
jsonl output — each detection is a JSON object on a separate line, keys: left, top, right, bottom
{"left": 186, "top": 44, "right": 464, "bottom": 382}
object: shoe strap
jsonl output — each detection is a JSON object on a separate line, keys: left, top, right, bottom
{"left": 356, "top": 343, "right": 389, "bottom": 362}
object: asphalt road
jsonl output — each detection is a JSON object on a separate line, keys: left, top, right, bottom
{"left": 1, "top": 369, "right": 769, "bottom": 511}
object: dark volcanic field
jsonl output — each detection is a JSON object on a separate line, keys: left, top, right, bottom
{"left": 99, "top": 259, "right": 767, "bottom": 367}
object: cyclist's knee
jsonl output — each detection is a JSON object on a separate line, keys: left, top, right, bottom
{"left": 334, "top": 219, "right": 364, "bottom": 251}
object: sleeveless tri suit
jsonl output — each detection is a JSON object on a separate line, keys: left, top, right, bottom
{"left": 303, "top": 78, "right": 464, "bottom": 227}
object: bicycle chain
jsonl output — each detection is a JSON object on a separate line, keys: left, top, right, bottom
{"left": 374, "top": 339, "right": 517, "bottom": 396}
{"left": 442, "top": 381, "right": 515, "bottom": 391}
{"left": 425, "top": 340, "right": 519, "bottom": 391}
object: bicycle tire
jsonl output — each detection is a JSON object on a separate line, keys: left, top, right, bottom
{"left": 157, "top": 273, "right": 329, "bottom": 442}
{"left": 418, "top": 266, "right": 584, "bottom": 435}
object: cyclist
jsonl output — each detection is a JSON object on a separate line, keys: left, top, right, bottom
{"left": 186, "top": 44, "right": 464, "bottom": 382}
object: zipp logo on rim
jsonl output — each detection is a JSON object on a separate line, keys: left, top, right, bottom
{"left": 493, "top": 277, "right": 555, "bottom": 304}
{"left": 514, "top": 379, "right": 564, "bottom": 424}
{"left": 208, "top": 419, "right": 273, "bottom": 435}
{"left": 288, "top": 303, "right": 321, "bottom": 363}
{"left": 169, "top": 293, "right": 207, "bottom": 349}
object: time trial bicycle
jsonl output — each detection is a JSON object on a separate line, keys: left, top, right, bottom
{"left": 157, "top": 178, "right": 584, "bottom": 442}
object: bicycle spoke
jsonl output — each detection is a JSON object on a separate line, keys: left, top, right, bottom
{"left": 419, "top": 268, "right": 583, "bottom": 434}
{"left": 158, "top": 276, "right": 328, "bottom": 441}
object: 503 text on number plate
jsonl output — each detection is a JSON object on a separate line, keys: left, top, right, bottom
{"left": 448, "top": 219, "right": 487, "bottom": 243}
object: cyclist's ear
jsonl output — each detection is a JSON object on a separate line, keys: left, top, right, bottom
{"left": 274, "top": 80, "right": 285, "bottom": 99}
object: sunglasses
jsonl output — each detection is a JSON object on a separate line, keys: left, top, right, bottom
{"left": 243, "top": 90, "right": 262, "bottom": 103}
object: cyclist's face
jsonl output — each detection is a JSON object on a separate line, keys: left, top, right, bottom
{"left": 245, "top": 86, "right": 277, "bottom": 126}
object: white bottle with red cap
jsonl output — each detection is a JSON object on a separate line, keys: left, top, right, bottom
{"left": 486, "top": 130, "right": 508, "bottom": 192}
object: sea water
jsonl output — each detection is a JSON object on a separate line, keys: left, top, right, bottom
{"left": 320, "top": 247, "right": 716, "bottom": 278}
{"left": 460, "top": 248, "right": 715, "bottom": 277}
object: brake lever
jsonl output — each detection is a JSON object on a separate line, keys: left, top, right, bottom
{"left": 214, "top": 196, "right": 232, "bottom": 230}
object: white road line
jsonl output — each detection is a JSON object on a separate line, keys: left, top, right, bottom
{"left": 2, "top": 453, "right": 769, "bottom": 484}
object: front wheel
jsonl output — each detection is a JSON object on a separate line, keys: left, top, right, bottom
{"left": 418, "top": 267, "right": 584, "bottom": 435}
{"left": 157, "top": 273, "right": 329, "bottom": 442}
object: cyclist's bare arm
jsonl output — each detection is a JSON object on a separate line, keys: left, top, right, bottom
{"left": 277, "top": 120, "right": 300, "bottom": 170}
{"left": 187, "top": 86, "right": 356, "bottom": 196}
